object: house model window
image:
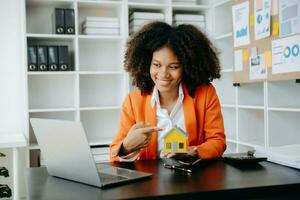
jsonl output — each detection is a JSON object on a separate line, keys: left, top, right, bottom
{"left": 163, "top": 126, "right": 188, "bottom": 153}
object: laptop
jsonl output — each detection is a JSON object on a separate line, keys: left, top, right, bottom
{"left": 30, "top": 118, "right": 152, "bottom": 188}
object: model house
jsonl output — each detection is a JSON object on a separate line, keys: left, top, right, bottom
{"left": 163, "top": 126, "right": 188, "bottom": 153}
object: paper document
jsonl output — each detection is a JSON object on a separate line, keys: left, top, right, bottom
{"left": 279, "top": 0, "right": 300, "bottom": 37}
{"left": 254, "top": 0, "right": 271, "bottom": 40}
{"left": 255, "top": 144, "right": 300, "bottom": 169}
{"left": 232, "top": 1, "right": 250, "bottom": 47}
{"left": 272, "top": 34, "right": 300, "bottom": 74}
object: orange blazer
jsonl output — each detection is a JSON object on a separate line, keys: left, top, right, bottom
{"left": 110, "top": 83, "right": 226, "bottom": 162}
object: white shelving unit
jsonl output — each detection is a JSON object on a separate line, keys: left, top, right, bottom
{"left": 0, "top": 134, "right": 26, "bottom": 200}
{"left": 24, "top": 0, "right": 212, "bottom": 166}
{"left": 23, "top": 0, "right": 300, "bottom": 166}
{"left": 212, "top": 0, "right": 300, "bottom": 154}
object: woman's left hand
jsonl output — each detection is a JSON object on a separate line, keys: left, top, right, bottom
{"left": 160, "top": 145, "right": 198, "bottom": 159}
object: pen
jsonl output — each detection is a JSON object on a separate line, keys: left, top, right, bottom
{"left": 163, "top": 163, "right": 192, "bottom": 173}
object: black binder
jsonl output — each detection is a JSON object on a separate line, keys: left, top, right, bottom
{"left": 55, "top": 8, "right": 64, "bottom": 34}
{"left": 27, "top": 45, "right": 38, "bottom": 71}
{"left": 48, "top": 46, "right": 59, "bottom": 71}
{"left": 37, "top": 46, "right": 48, "bottom": 71}
{"left": 58, "top": 46, "right": 70, "bottom": 71}
{"left": 64, "top": 9, "right": 75, "bottom": 34}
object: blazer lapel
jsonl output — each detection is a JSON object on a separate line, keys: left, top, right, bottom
{"left": 144, "top": 94, "right": 157, "bottom": 159}
{"left": 182, "top": 85, "right": 197, "bottom": 145}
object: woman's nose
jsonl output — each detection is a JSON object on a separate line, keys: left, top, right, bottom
{"left": 158, "top": 66, "right": 169, "bottom": 77}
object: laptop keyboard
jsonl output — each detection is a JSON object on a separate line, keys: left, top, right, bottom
{"left": 98, "top": 172, "right": 128, "bottom": 183}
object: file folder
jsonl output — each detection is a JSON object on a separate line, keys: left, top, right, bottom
{"left": 58, "top": 46, "right": 70, "bottom": 71}
{"left": 64, "top": 9, "right": 75, "bottom": 34}
{"left": 55, "top": 8, "right": 64, "bottom": 34}
{"left": 48, "top": 46, "right": 59, "bottom": 71}
{"left": 27, "top": 45, "right": 38, "bottom": 71}
{"left": 37, "top": 46, "right": 48, "bottom": 71}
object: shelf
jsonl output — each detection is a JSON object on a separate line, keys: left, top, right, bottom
{"left": 26, "top": 33, "right": 75, "bottom": 41}
{"left": 226, "top": 138, "right": 237, "bottom": 144}
{"left": 237, "top": 105, "right": 264, "bottom": 110}
{"left": 213, "top": 0, "right": 232, "bottom": 8}
{"left": 214, "top": 32, "right": 232, "bottom": 40}
{"left": 77, "top": 0, "right": 122, "bottom": 6}
{"left": 78, "top": 35, "right": 123, "bottom": 40}
{"left": 89, "top": 139, "right": 113, "bottom": 147}
{"left": 27, "top": 72, "right": 76, "bottom": 75}
{"left": 79, "top": 71, "right": 124, "bottom": 75}
{"left": 268, "top": 107, "right": 300, "bottom": 112}
{"left": 221, "top": 104, "right": 235, "bottom": 108}
{"left": 77, "top": 1, "right": 121, "bottom": 8}
{"left": 29, "top": 107, "right": 77, "bottom": 113}
{"left": 172, "top": 4, "right": 210, "bottom": 11}
{"left": 235, "top": 141, "right": 260, "bottom": 148}
{"left": 28, "top": 144, "right": 39, "bottom": 150}
{"left": 80, "top": 106, "right": 120, "bottom": 111}
{"left": 128, "top": 2, "right": 169, "bottom": 9}
{"left": 0, "top": 134, "right": 27, "bottom": 149}
{"left": 26, "top": 0, "right": 74, "bottom": 7}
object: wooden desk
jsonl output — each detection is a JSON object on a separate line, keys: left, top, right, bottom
{"left": 26, "top": 159, "right": 300, "bottom": 200}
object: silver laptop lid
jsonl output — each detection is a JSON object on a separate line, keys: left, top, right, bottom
{"left": 30, "top": 118, "right": 101, "bottom": 187}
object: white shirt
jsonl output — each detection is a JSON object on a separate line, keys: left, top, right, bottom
{"left": 151, "top": 84, "right": 186, "bottom": 155}
{"left": 119, "top": 84, "right": 186, "bottom": 161}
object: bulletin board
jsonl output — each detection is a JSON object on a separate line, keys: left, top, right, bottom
{"left": 232, "top": 0, "right": 300, "bottom": 83}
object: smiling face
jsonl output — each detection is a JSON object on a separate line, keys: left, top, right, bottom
{"left": 150, "top": 46, "right": 183, "bottom": 96}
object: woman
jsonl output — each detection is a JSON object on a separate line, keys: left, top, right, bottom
{"left": 110, "top": 21, "right": 226, "bottom": 162}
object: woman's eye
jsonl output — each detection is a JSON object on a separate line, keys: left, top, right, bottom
{"left": 170, "top": 66, "right": 179, "bottom": 70}
{"left": 153, "top": 63, "right": 160, "bottom": 67}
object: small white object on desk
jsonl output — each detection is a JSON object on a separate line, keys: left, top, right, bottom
{"left": 255, "top": 144, "right": 300, "bottom": 169}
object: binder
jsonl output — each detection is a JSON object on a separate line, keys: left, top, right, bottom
{"left": 48, "top": 46, "right": 59, "bottom": 71}
{"left": 64, "top": 9, "right": 75, "bottom": 34}
{"left": 55, "top": 8, "right": 64, "bottom": 34}
{"left": 37, "top": 46, "right": 48, "bottom": 71}
{"left": 27, "top": 45, "right": 38, "bottom": 71}
{"left": 58, "top": 46, "right": 70, "bottom": 71}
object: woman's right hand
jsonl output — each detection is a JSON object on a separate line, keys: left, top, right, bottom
{"left": 122, "top": 122, "right": 162, "bottom": 155}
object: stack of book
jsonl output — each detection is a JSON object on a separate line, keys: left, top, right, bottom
{"left": 82, "top": 17, "right": 120, "bottom": 35}
{"left": 173, "top": 0, "right": 197, "bottom": 5}
{"left": 129, "top": 12, "right": 165, "bottom": 35}
{"left": 173, "top": 14, "right": 205, "bottom": 31}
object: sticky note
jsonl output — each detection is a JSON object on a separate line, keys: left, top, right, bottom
{"left": 272, "top": 21, "right": 279, "bottom": 36}
{"left": 250, "top": 15, "right": 255, "bottom": 26}
{"left": 243, "top": 48, "right": 249, "bottom": 62}
{"left": 264, "top": 50, "right": 272, "bottom": 68}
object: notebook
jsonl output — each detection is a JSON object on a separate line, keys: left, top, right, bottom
{"left": 30, "top": 118, "right": 151, "bottom": 188}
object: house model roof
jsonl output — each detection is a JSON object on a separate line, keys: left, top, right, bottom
{"left": 163, "top": 126, "right": 188, "bottom": 139}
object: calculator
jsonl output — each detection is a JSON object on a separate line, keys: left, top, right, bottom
{"left": 223, "top": 151, "right": 267, "bottom": 164}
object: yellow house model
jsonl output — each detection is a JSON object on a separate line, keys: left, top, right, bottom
{"left": 163, "top": 126, "right": 188, "bottom": 153}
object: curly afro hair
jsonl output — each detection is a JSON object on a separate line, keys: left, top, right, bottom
{"left": 124, "top": 21, "right": 221, "bottom": 97}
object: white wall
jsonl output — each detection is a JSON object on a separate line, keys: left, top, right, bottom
{"left": 0, "top": 0, "right": 26, "bottom": 136}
